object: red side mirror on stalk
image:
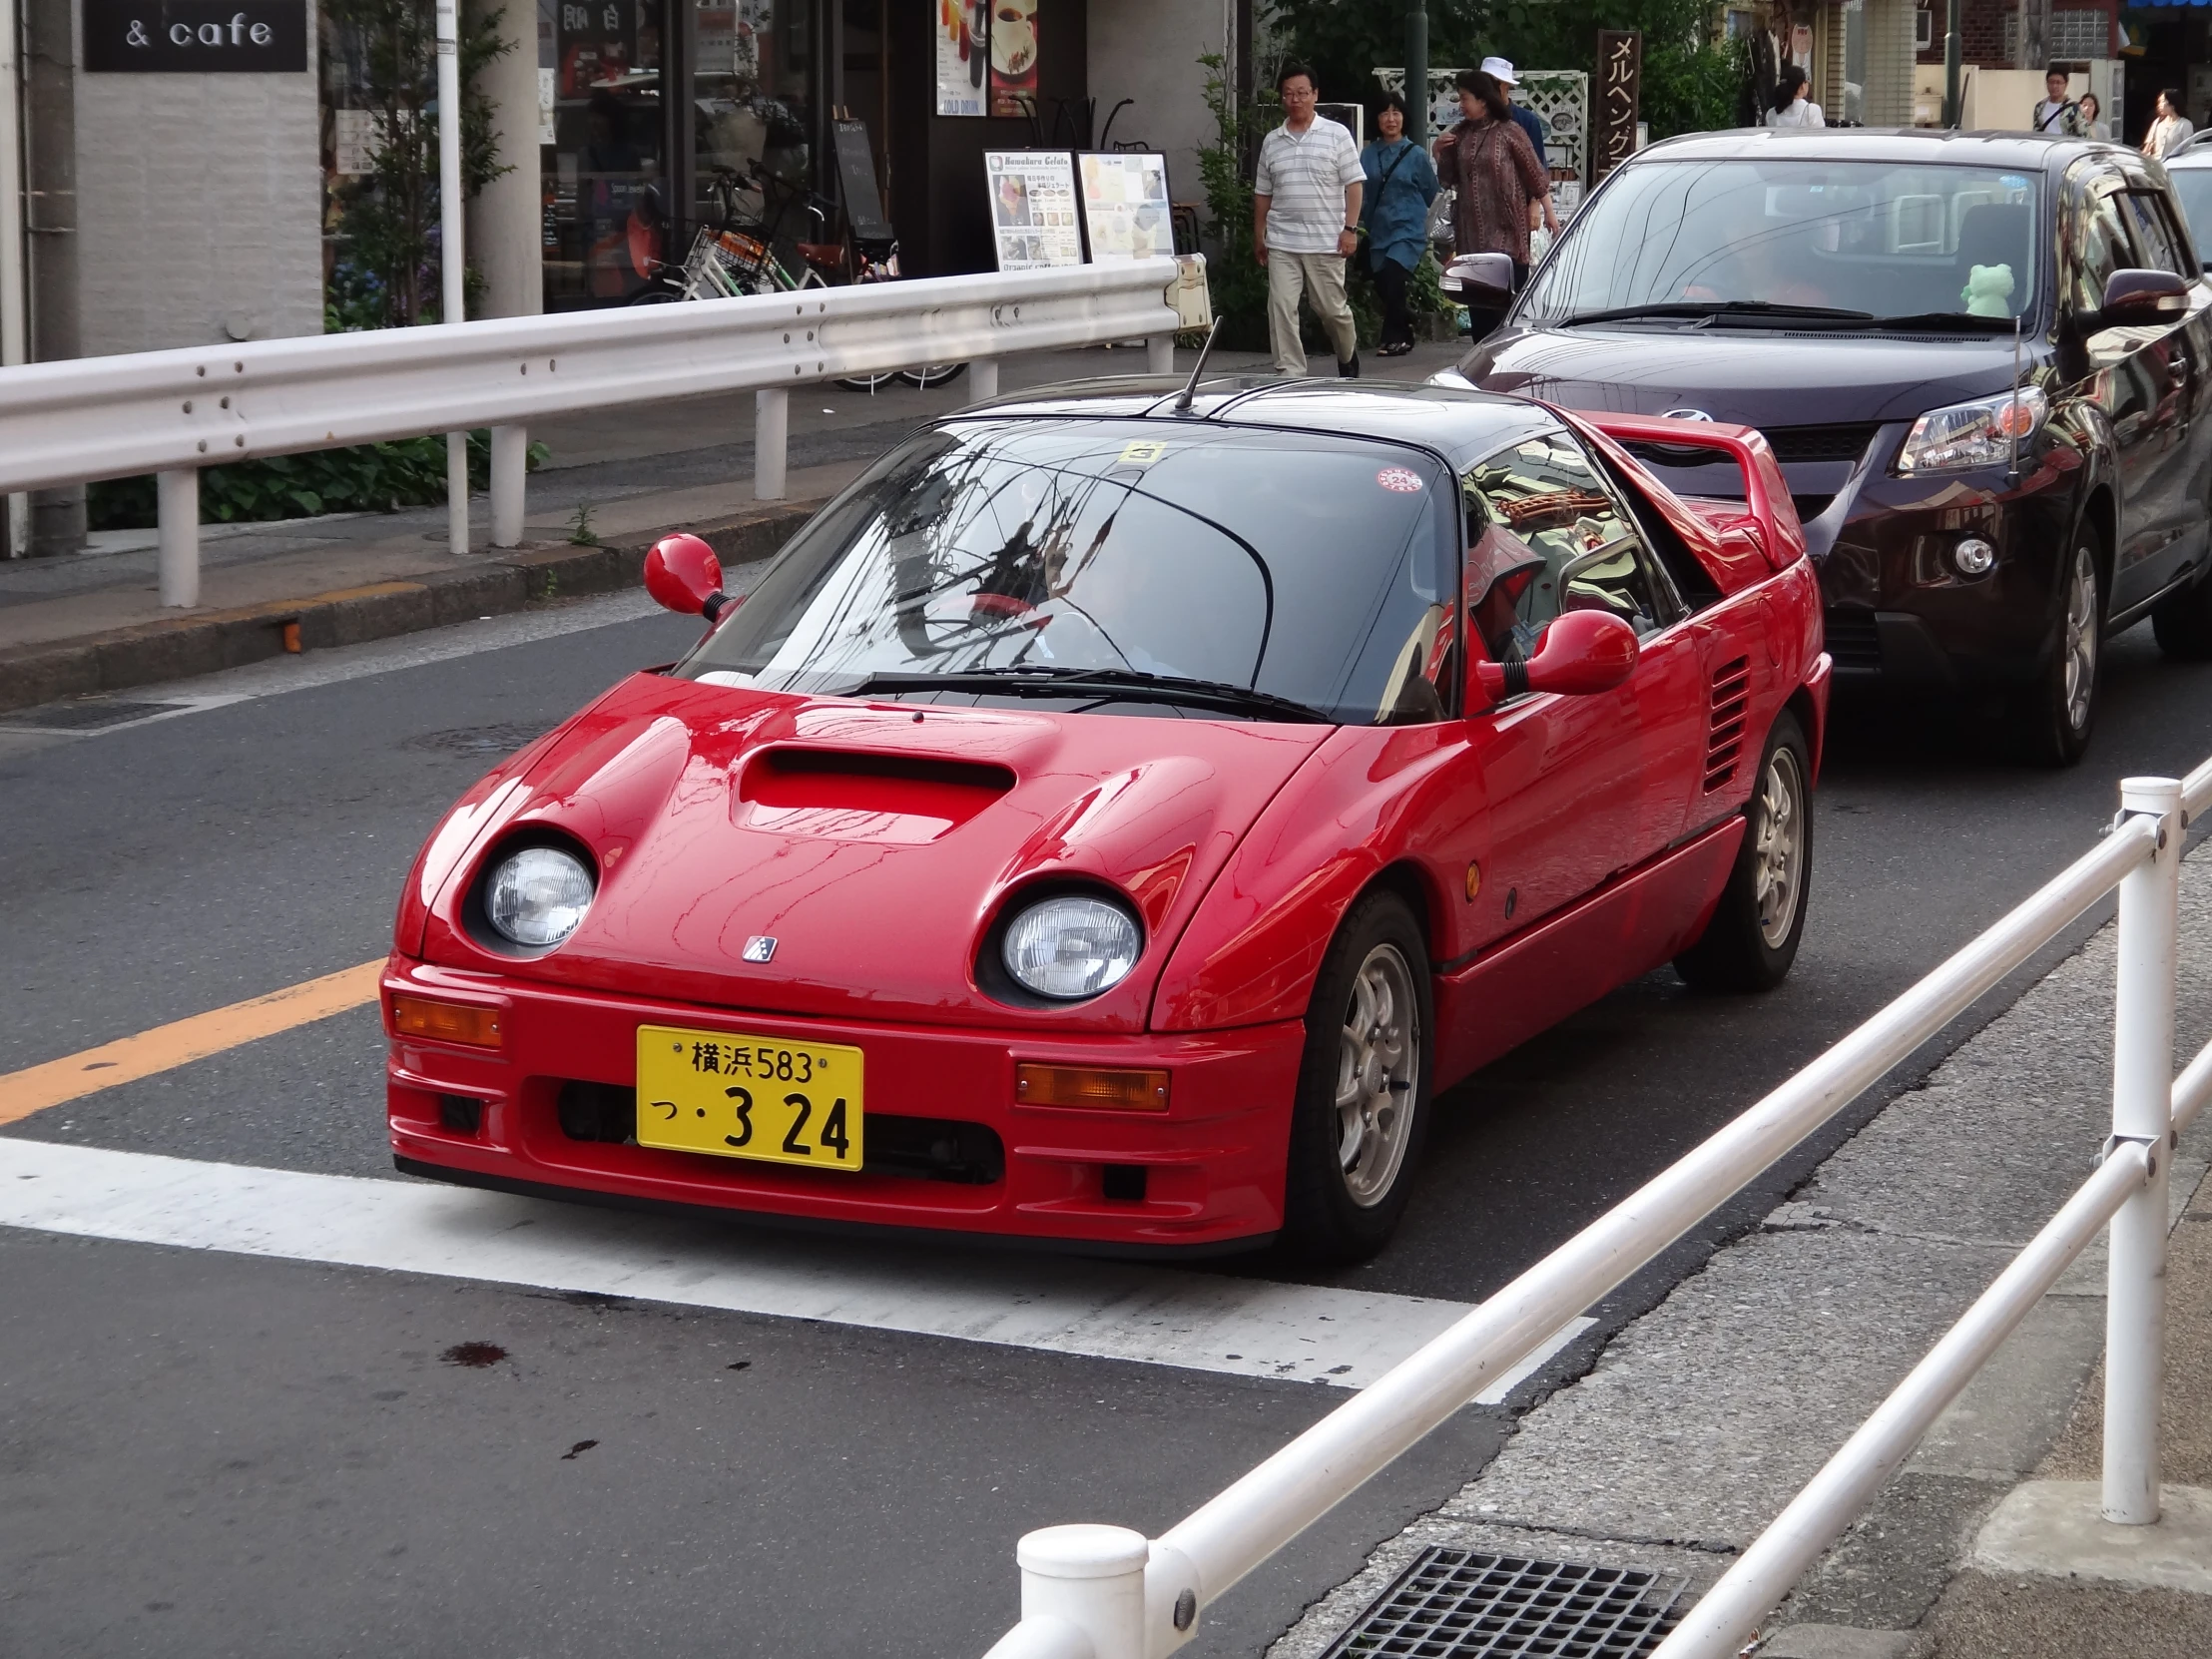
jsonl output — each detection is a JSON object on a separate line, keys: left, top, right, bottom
{"left": 645, "top": 533, "right": 736, "bottom": 625}
{"left": 1472, "top": 609, "right": 1639, "bottom": 708}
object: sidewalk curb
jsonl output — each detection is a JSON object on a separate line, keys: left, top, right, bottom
{"left": 0, "top": 496, "right": 822, "bottom": 716}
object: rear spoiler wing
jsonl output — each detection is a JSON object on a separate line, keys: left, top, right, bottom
{"left": 1556, "top": 410, "right": 1804, "bottom": 575}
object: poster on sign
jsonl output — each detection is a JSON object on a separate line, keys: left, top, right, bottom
{"left": 935, "top": 0, "right": 986, "bottom": 116}
{"left": 985, "top": 151, "right": 1084, "bottom": 271}
{"left": 989, "top": 0, "right": 1038, "bottom": 118}
{"left": 1076, "top": 153, "right": 1174, "bottom": 263}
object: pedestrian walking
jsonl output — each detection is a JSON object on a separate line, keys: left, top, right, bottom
{"left": 2031, "top": 68, "right": 2086, "bottom": 137}
{"left": 1253, "top": 61, "right": 1365, "bottom": 378}
{"left": 1360, "top": 92, "right": 1440, "bottom": 358}
{"left": 1433, "top": 69, "right": 1549, "bottom": 338}
{"left": 1480, "top": 57, "right": 1560, "bottom": 242}
{"left": 1768, "top": 65, "right": 1826, "bottom": 129}
{"left": 2145, "top": 90, "right": 2196, "bottom": 159}
{"left": 2079, "top": 93, "right": 2110, "bottom": 143}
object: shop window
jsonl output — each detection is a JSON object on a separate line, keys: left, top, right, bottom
{"left": 544, "top": 0, "right": 666, "bottom": 308}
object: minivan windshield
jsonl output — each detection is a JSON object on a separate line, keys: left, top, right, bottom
{"left": 2167, "top": 167, "right": 2212, "bottom": 269}
{"left": 1522, "top": 159, "right": 2042, "bottom": 328}
{"left": 677, "top": 419, "right": 1455, "bottom": 725}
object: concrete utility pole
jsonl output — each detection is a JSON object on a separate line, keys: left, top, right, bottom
{"left": 1404, "top": 2, "right": 1428, "bottom": 146}
{"left": 473, "top": 0, "right": 542, "bottom": 548}
{"left": 1942, "top": 0, "right": 1963, "bottom": 128}
{"left": 436, "top": 0, "right": 469, "bottom": 554}
{"left": 1, "top": 0, "right": 28, "bottom": 556}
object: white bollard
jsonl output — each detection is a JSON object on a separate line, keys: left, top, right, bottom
{"left": 970, "top": 358, "right": 1000, "bottom": 401}
{"left": 756, "top": 385, "right": 789, "bottom": 501}
{"left": 1148, "top": 334, "right": 1175, "bottom": 375}
{"left": 2104, "top": 774, "right": 2182, "bottom": 1525}
{"left": 1016, "top": 1525, "right": 1149, "bottom": 1659}
{"left": 489, "top": 424, "right": 528, "bottom": 547}
{"left": 446, "top": 431, "right": 470, "bottom": 554}
{"left": 157, "top": 469, "right": 200, "bottom": 608}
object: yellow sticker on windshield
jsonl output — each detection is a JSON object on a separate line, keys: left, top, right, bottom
{"left": 1117, "top": 440, "right": 1169, "bottom": 466}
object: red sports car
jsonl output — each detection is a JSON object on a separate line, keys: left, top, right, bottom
{"left": 383, "top": 378, "right": 1830, "bottom": 1262}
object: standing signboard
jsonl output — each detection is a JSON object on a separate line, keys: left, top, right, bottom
{"left": 1594, "top": 30, "right": 1641, "bottom": 184}
{"left": 985, "top": 151, "right": 1083, "bottom": 271}
{"left": 1076, "top": 153, "right": 1173, "bottom": 263}
{"left": 935, "top": 0, "right": 987, "bottom": 117}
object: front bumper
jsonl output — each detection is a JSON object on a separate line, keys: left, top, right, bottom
{"left": 383, "top": 957, "right": 1302, "bottom": 1253}
{"left": 1812, "top": 457, "right": 2077, "bottom": 689}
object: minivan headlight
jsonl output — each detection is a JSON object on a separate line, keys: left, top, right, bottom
{"left": 1897, "top": 387, "right": 2047, "bottom": 474}
{"left": 1001, "top": 894, "right": 1142, "bottom": 999}
{"left": 485, "top": 845, "right": 595, "bottom": 947}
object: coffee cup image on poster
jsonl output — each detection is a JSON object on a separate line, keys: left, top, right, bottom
{"left": 989, "top": 0, "right": 1038, "bottom": 117}
{"left": 1078, "top": 153, "right": 1173, "bottom": 262}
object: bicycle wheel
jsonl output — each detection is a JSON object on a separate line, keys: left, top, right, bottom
{"left": 898, "top": 362, "right": 968, "bottom": 389}
{"left": 627, "top": 285, "right": 683, "bottom": 305}
{"left": 835, "top": 369, "right": 903, "bottom": 392}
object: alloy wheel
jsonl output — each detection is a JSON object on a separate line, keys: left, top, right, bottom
{"left": 2062, "top": 545, "right": 2099, "bottom": 733}
{"left": 1335, "top": 942, "right": 1420, "bottom": 1207}
{"left": 1753, "top": 745, "right": 1807, "bottom": 950}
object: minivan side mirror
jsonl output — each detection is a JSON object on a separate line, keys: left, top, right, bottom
{"left": 1443, "top": 252, "right": 1516, "bottom": 305}
{"left": 1472, "top": 609, "right": 1639, "bottom": 708}
{"left": 644, "top": 532, "right": 736, "bottom": 624}
{"left": 2096, "top": 268, "right": 2193, "bottom": 324}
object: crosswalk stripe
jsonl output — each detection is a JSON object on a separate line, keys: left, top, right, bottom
{"left": 0, "top": 1138, "right": 1592, "bottom": 1395}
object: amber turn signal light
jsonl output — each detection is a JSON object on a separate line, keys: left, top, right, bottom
{"left": 390, "top": 994, "right": 503, "bottom": 1048}
{"left": 1015, "top": 1063, "right": 1170, "bottom": 1112}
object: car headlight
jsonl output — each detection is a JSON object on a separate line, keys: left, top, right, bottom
{"left": 1001, "top": 893, "right": 1142, "bottom": 1000}
{"left": 1897, "top": 387, "right": 2047, "bottom": 474}
{"left": 485, "top": 845, "right": 595, "bottom": 947}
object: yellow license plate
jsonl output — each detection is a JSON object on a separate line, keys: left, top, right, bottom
{"left": 635, "top": 1024, "right": 864, "bottom": 1173}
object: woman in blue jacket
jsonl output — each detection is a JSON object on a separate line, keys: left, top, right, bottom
{"left": 1360, "top": 93, "right": 1441, "bottom": 357}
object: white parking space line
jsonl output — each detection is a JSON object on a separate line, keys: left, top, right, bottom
{"left": 0, "top": 1138, "right": 1589, "bottom": 1394}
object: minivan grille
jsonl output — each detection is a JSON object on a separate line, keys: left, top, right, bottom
{"left": 1824, "top": 607, "right": 1882, "bottom": 673}
{"left": 1760, "top": 423, "right": 1881, "bottom": 465}
{"left": 1706, "top": 656, "right": 1751, "bottom": 793}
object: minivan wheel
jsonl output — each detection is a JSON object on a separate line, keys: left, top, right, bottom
{"left": 1282, "top": 890, "right": 1433, "bottom": 1265}
{"left": 2014, "top": 539, "right": 2101, "bottom": 768}
{"left": 1674, "top": 712, "right": 1814, "bottom": 993}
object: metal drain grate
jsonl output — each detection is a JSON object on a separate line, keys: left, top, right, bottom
{"left": 1324, "top": 1549, "right": 1686, "bottom": 1659}
{"left": 0, "top": 699, "right": 185, "bottom": 732}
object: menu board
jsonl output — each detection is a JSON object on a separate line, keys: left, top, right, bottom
{"left": 989, "top": 0, "right": 1039, "bottom": 118}
{"left": 934, "top": 0, "right": 987, "bottom": 117}
{"left": 1077, "top": 153, "right": 1174, "bottom": 263}
{"left": 985, "top": 151, "right": 1084, "bottom": 271}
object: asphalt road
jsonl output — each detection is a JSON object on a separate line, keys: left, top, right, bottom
{"left": 5, "top": 591, "right": 2212, "bottom": 1657}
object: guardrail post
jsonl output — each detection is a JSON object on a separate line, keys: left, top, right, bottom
{"left": 1015, "top": 1525, "right": 1148, "bottom": 1659}
{"left": 157, "top": 469, "right": 199, "bottom": 608}
{"left": 1147, "top": 335, "right": 1174, "bottom": 374}
{"left": 970, "top": 359, "right": 1000, "bottom": 401}
{"left": 2104, "top": 774, "right": 2182, "bottom": 1525}
{"left": 445, "top": 431, "right": 470, "bottom": 554}
{"left": 489, "top": 425, "right": 528, "bottom": 547}
{"left": 756, "top": 386, "right": 789, "bottom": 500}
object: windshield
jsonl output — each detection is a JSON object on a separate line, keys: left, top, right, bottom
{"left": 2168, "top": 169, "right": 2212, "bottom": 269}
{"left": 676, "top": 419, "right": 1455, "bottom": 724}
{"left": 1523, "top": 159, "right": 2043, "bottom": 325}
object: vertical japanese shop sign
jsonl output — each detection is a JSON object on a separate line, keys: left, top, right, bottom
{"left": 935, "top": 0, "right": 987, "bottom": 116}
{"left": 1594, "top": 30, "right": 1641, "bottom": 183}
{"left": 989, "top": 0, "right": 1039, "bottom": 118}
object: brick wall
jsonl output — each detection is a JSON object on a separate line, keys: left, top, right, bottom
{"left": 1917, "top": 0, "right": 2118, "bottom": 66}
{"left": 1865, "top": 0, "right": 1920, "bottom": 126}
{"left": 73, "top": 5, "right": 324, "bottom": 358}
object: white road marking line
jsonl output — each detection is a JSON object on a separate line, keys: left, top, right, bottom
{"left": 0, "top": 1139, "right": 1589, "bottom": 1395}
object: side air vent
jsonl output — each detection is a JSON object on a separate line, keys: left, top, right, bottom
{"left": 1706, "top": 656, "right": 1751, "bottom": 793}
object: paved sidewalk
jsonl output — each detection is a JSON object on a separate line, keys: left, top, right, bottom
{"left": 1270, "top": 839, "right": 2212, "bottom": 1659}
{"left": 0, "top": 341, "right": 1467, "bottom": 716}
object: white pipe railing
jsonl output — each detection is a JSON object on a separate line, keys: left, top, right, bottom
{"left": 981, "top": 760, "right": 2211, "bottom": 1659}
{"left": 0, "top": 259, "right": 1186, "bottom": 601}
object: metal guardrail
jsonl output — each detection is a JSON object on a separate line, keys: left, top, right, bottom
{"left": 981, "top": 758, "right": 2212, "bottom": 1659}
{"left": 0, "top": 260, "right": 1183, "bottom": 605}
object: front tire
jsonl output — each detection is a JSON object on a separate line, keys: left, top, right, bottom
{"left": 1675, "top": 712, "right": 1814, "bottom": 993}
{"left": 2012, "top": 537, "right": 2101, "bottom": 767}
{"left": 1282, "top": 890, "right": 1433, "bottom": 1265}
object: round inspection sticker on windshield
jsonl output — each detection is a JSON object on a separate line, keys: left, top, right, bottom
{"left": 1377, "top": 466, "right": 1424, "bottom": 493}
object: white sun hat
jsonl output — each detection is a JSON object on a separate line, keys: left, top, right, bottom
{"left": 1479, "top": 56, "right": 1520, "bottom": 86}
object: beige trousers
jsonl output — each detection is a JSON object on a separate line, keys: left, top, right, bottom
{"left": 1266, "top": 250, "right": 1358, "bottom": 374}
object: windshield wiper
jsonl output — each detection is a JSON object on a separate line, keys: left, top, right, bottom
{"left": 845, "top": 667, "right": 1329, "bottom": 723}
{"left": 1863, "top": 310, "right": 2023, "bottom": 333}
{"left": 1554, "top": 300, "right": 1877, "bottom": 327}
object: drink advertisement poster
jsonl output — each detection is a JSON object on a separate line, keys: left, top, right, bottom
{"left": 985, "top": 151, "right": 1084, "bottom": 271}
{"left": 989, "top": 0, "right": 1038, "bottom": 118}
{"left": 1077, "top": 153, "right": 1174, "bottom": 263}
{"left": 935, "top": 0, "right": 986, "bottom": 117}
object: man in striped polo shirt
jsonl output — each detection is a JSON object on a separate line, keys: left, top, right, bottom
{"left": 1253, "top": 62, "right": 1364, "bottom": 378}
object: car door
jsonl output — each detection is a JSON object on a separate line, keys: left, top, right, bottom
{"left": 2117, "top": 184, "right": 2212, "bottom": 587}
{"left": 1455, "top": 423, "right": 1697, "bottom": 952}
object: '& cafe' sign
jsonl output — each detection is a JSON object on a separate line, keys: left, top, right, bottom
{"left": 84, "top": 0, "right": 309, "bottom": 72}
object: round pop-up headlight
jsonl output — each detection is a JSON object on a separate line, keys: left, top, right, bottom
{"left": 1002, "top": 894, "right": 1142, "bottom": 1000}
{"left": 485, "top": 845, "right": 596, "bottom": 947}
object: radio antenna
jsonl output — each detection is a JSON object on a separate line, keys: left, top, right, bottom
{"left": 2009, "top": 311, "right": 2024, "bottom": 480}
{"left": 1174, "top": 317, "right": 1226, "bottom": 412}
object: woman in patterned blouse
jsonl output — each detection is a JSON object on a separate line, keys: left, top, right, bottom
{"left": 1433, "top": 69, "right": 1550, "bottom": 306}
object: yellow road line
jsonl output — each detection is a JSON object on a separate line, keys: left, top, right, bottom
{"left": 0, "top": 960, "right": 384, "bottom": 1126}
